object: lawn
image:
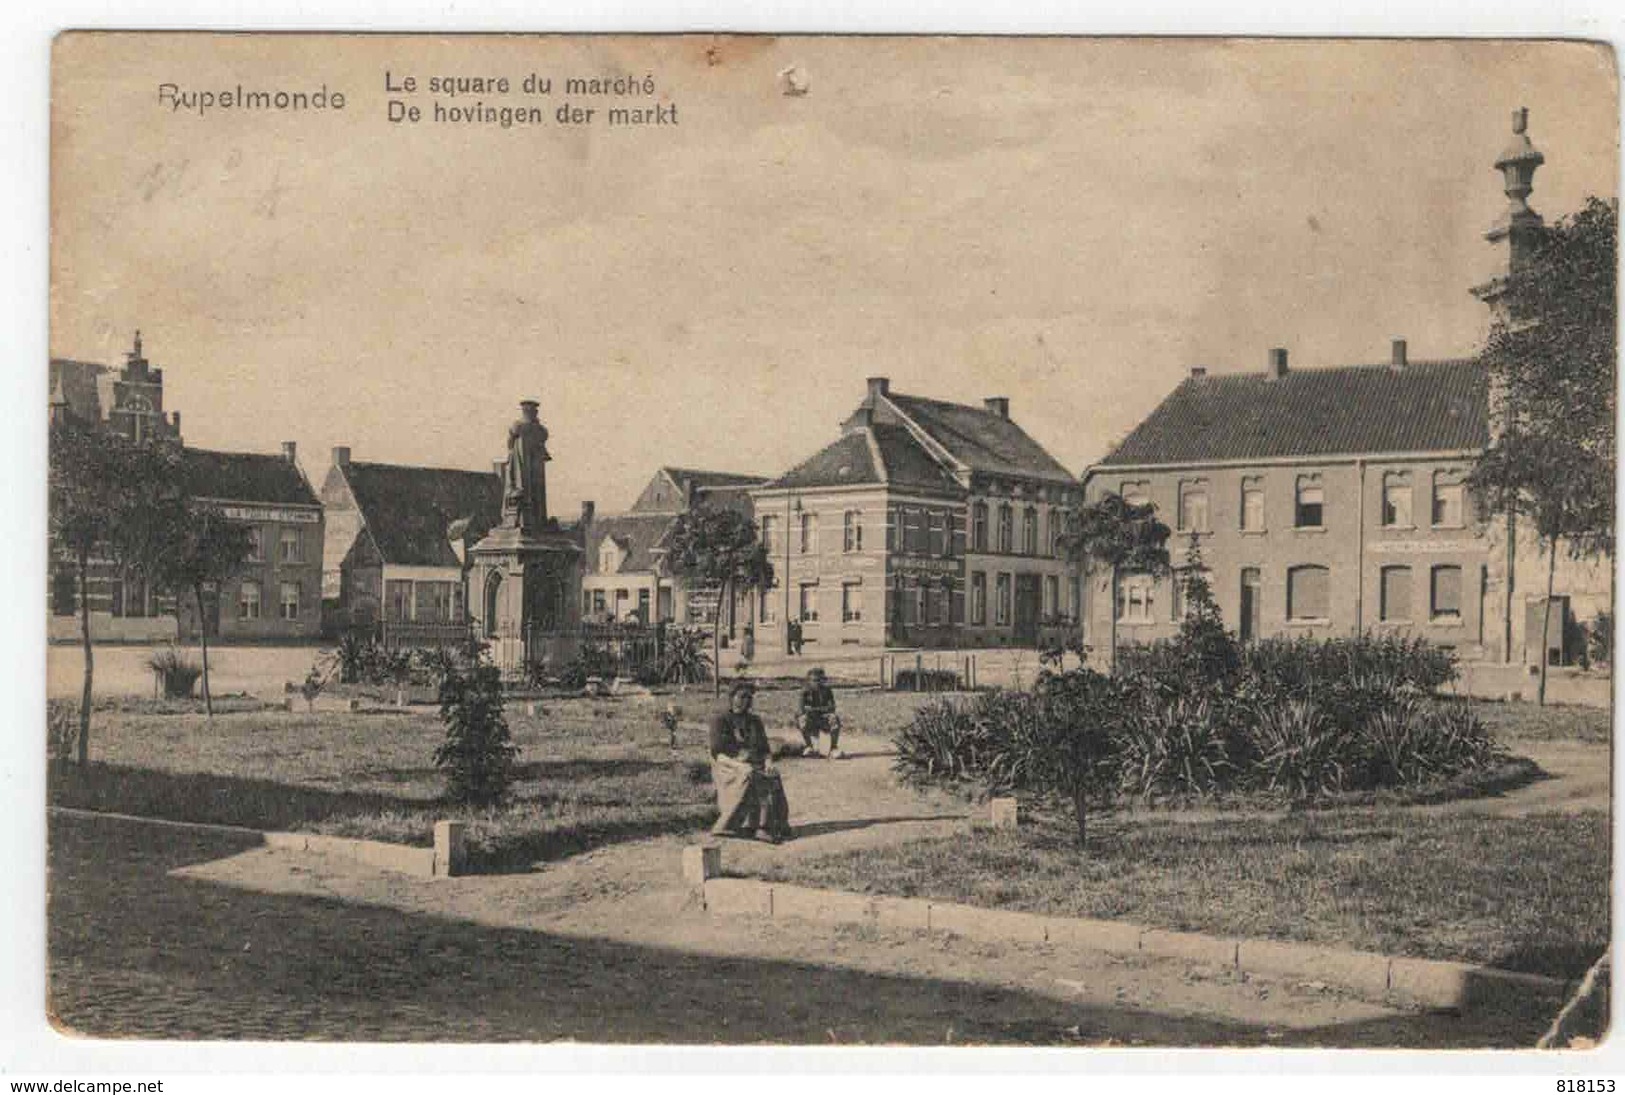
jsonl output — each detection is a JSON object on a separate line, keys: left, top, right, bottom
{"left": 47, "top": 686, "right": 940, "bottom": 871}
{"left": 1474, "top": 700, "right": 1614, "bottom": 745}
{"left": 752, "top": 809, "right": 1609, "bottom": 978}
{"left": 750, "top": 696, "right": 1612, "bottom": 979}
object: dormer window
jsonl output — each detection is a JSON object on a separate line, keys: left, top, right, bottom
{"left": 599, "top": 541, "right": 621, "bottom": 574}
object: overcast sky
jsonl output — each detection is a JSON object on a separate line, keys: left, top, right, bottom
{"left": 51, "top": 35, "right": 1617, "bottom": 516}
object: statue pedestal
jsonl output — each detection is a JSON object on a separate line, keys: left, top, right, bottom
{"left": 468, "top": 522, "right": 583, "bottom": 679}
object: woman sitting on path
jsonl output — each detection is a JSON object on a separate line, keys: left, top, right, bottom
{"left": 708, "top": 680, "right": 793, "bottom": 844}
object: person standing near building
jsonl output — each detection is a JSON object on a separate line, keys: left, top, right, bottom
{"left": 796, "top": 667, "right": 843, "bottom": 758}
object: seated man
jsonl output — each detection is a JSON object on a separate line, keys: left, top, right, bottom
{"left": 795, "top": 667, "right": 844, "bottom": 758}
{"left": 708, "top": 680, "right": 793, "bottom": 843}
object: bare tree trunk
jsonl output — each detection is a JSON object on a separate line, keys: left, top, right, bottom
{"left": 1072, "top": 784, "right": 1088, "bottom": 850}
{"left": 713, "top": 578, "right": 725, "bottom": 697}
{"left": 195, "top": 584, "right": 214, "bottom": 719}
{"left": 76, "top": 546, "right": 92, "bottom": 766}
{"left": 1107, "top": 565, "right": 1119, "bottom": 675}
{"left": 1538, "top": 539, "right": 1558, "bottom": 707}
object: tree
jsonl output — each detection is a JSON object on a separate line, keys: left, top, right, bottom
{"left": 137, "top": 498, "right": 255, "bottom": 718}
{"left": 1029, "top": 665, "right": 1127, "bottom": 849}
{"left": 1171, "top": 533, "right": 1240, "bottom": 690}
{"left": 1059, "top": 492, "right": 1172, "bottom": 672}
{"left": 47, "top": 421, "right": 174, "bottom": 763}
{"left": 662, "top": 507, "right": 775, "bottom": 695}
{"left": 1467, "top": 197, "right": 1616, "bottom": 705}
{"left": 434, "top": 654, "right": 519, "bottom": 807}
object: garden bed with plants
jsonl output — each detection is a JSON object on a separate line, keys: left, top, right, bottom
{"left": 836, "top": 589, "right": 1610, "bottom": 978}
{"left": 895, "top": 579, "right": 1536, "bottom": 833}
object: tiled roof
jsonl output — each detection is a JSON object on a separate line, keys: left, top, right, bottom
{"left": 181, "top": 448, "right": 320, "bottom": 508}
{"left": 887, "top": 393, "right": 1077, "bottom": 485}
{"left": 761, "top": 430, "right": 880, "bottom": 491}
{"left": 586, "top": 513, "right": 676, "bottom": 575}
{"left": 1098, "top": 360, "right": 1488, "bottom": 467}
{"left": 871, "top": 423, "right": 964, "bottom": 493}
{"left": 342, "top": 461, "right": 503, "bottom": 567}
{"left": 662, "top": 467, "right": 768, "bottom": 492}
{"left": 48, "top": 359, "right": 107, "bottom": 423}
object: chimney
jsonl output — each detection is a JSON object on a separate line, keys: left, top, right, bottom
{"left": 866, "top": 376, "right": 890, "bottom": 401}
{"left": 1391, "top": 338, "right": 1408, "bottom": 368}
{"left": 984, "top": 396, "right": 1010, "bottom": 419}
{"left": 332, "top": 445, "right": 351, "bottom": 467}
{"left": 492, "top": 459, "right": 505, "bottom": 480}
{"left": 281, "top": 441, "right": 297, "bottom": 464}
{"left": 170, "top": 411, "right": 181, "bottom": 433}
{"left": 1266, "top": 348, "right": 1289, "bottom": 380}
{"left": 1189, "top": 366, "right": 1208, "bottom": 380}
{"left": 580, "top": 500, "right": 596, "bottom": 526}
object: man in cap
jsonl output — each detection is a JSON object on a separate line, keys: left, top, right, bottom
{"left": 708, "top": 679, "right": 793, "bottom": 842}
{"left": 795, "top": 667, "right": 843, "bottom": 759}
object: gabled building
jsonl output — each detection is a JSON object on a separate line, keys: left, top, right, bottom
{"left": 751, "top": 378, "right": 1082, "bottom": 653}
{"left": 581, "top": 466, "right": 769, "bottom": 626}
{"left": 318, "top": 447, "right": 504, "bottom": 635}
{"left": 1080, "top": 109, "right": 1612, "bottom": 674}
{"left": 48, "top": 333, "right": 321, "bottom": 643}
{"left": 173, "top": 444, "right": 324, "bottom": 641}
{"left": 1083, "top": 346, "right": 1494, "bottom": 655}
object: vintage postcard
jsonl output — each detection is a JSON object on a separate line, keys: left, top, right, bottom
{"left": 44, "top": 32, "right": 1616, "bottom": 1055}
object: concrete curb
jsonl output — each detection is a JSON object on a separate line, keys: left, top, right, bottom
{"left": 50, "top": 806, "right": 452, "bottom": 879}
{"left": 699, "top": 877, "right": 1570, "bottom": 1014}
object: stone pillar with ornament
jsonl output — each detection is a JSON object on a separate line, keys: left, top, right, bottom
{"left": 469, "top": 400, "right": 584, "bottom": 678}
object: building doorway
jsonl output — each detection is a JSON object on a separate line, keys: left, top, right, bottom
{"left": 1014, "top": 574, "right": 1042, "bottom": 646}
{"left": 1239, "top": 568, "right": 1261, "bottom": 644}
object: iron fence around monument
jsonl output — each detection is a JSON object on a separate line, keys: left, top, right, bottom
{"left": 377, "top": 619, "right": 477, "bottom": 652}
{"left": 514, "top": 620, "right": 670, "bottom": 683}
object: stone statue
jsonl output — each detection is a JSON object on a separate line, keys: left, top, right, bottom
{"left": 502, "top": 400, "right": 551, "bottom": 533}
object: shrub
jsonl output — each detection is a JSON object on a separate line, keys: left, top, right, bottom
{"left": 1243, "top": 635, "right": 1457, "bottom": 696}
{"left": 661, "top": 627, "right": 714, "bottom": 685}
{"left": 334, "top": 630, "right": 374, "bottom": 684}
{"left": 1248, "top": 698, "right": 1351, "bottom": 801}
{"left": 1586, "top": 611, "right": 1612, "bottom": 669}
{"left": 146, "top": 647, "right": 203, "bottom": 699}
{"left": 893, "top": 694, "right": 1008, "bottom": 785}
{"left": 1116, "top": 692, "right": 1235, "bottom": 801}
{"left": 893, "top": 668, "right": 963, "bottom": 692}
{"left": 47, "top": 699, "right": 77, "bottom": 761}
{"left": 433, "top": 659, "right": 520, "bottom": 806}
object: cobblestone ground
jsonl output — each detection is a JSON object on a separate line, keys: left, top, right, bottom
{"left": 49, "top": 811, "right": 1555, "bottom": 1046}
{"left": 48, "top": 812, "right": 1254, "bottom": 1044}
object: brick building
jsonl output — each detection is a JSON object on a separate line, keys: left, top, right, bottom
{"left": 1080, "top": 109, "right": 1612, "bottom": 672}
{"left": 1082, "top": 345, "right": 1494, "bottom": 656}
{"left": 48, "top": 334, "right": 323, "bottom": 643}
{"left": 581, "top": 467, "right": 767, "bottom": 627}
{"left": 318, "top": 447, "right": 505, "bottom": 637}
{"left": 750, "top": 378, "right": 1081, "bottom": 654}
{"left": 172, "top": 445, "right": 324, "bottom": 641}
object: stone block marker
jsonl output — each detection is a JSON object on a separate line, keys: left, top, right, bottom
{"left": 433, "top": 820, "right": 466, "bottom": 878}
{"left": 682, "top": 842, "right": 722, "bottom": 887}
{"left": 990, "top": 797, "right": 1019, "bottom": 829}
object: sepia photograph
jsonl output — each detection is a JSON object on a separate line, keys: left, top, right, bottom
{"left": 39, "top": 30, "right": 1617, "bottom": 1059}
